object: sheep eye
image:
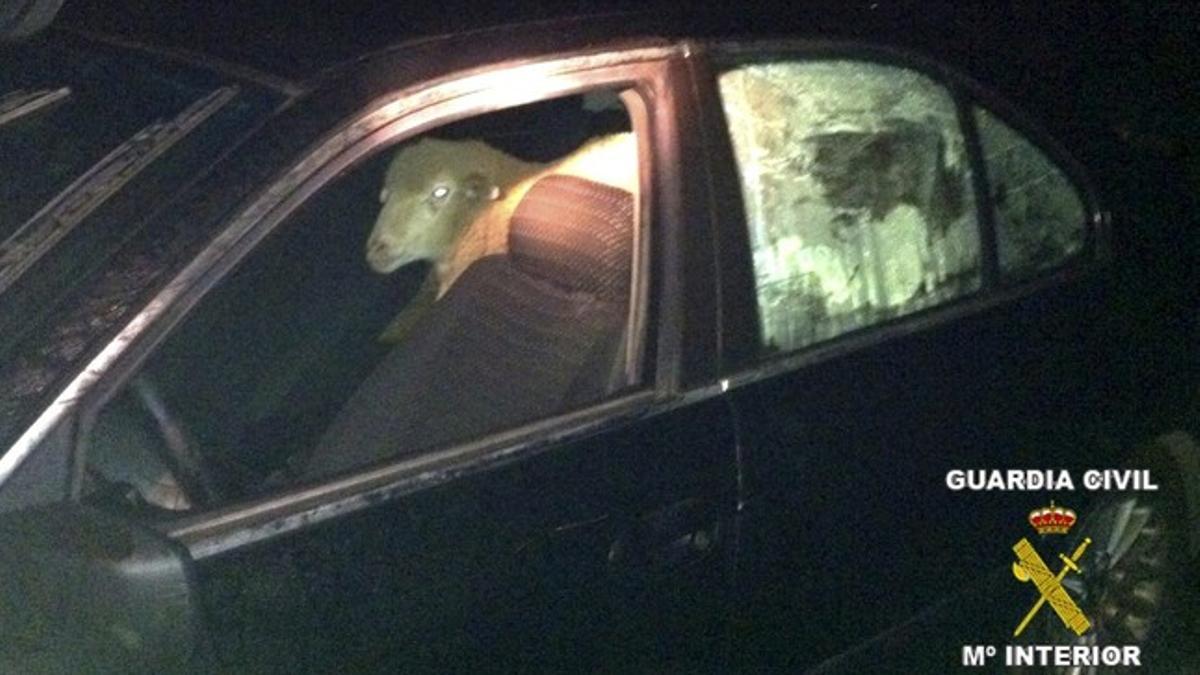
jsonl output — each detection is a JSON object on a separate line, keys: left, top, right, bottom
{"left": 431, "top": 185, "right": 451, "bottom": 200}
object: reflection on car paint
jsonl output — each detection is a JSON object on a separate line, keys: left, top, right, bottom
{"left": 0, "top": 86, "right": 70, "bottom": 127}
{"left": 0, "top": 85, "right": 238, "bottom": 295}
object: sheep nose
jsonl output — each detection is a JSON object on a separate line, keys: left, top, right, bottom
{"left": 367, "top": 239, "right": 387, "bottom": 257}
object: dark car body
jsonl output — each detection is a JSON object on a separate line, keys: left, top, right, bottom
{"left": 0, "top": 12, "right": 1195, "bottom": 673}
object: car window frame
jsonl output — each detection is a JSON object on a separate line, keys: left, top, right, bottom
{"left": 46, "top": 44, "right": 695, "bottom": 558}
{"left": 696, "top": 40, "right": 1109, "bottom": 383}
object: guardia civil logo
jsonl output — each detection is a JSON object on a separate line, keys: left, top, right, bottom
{"left": 961, "top": 501, "right": 1145, "bottom": 668}
{"left": 1011, "top": 502, "right": 1090, "bottom": 637}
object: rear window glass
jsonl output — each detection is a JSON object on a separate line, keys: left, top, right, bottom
{"left": 718, "top": 60, "right": 980, "bottom": 353}
{"left": 974, "top": 107, "right": 1088, "bottom": 277}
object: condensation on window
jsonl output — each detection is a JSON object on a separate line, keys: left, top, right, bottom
{"left": 719, "top": 61, "right": 981, "bottom": 353}
{"left": 975, "top": 108, "right": 1086, "bottom": 276}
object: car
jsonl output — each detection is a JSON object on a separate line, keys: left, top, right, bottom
{"left": 0, "top": 10, "right": 1196, "bottom": 673}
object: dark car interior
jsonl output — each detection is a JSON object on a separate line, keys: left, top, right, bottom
{"left": 83, "top": 91, "right": 635, "bottom": 511}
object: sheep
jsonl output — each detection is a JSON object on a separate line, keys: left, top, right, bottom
{"left": 366, "top": 132, "right": 637, "bottom": 342}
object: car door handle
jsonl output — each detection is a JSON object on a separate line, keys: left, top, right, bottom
{"left": 608, "top": 498, "right": 723, "bottom": 572}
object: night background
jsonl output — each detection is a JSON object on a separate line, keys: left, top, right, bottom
{"left": 0, "top": 0, "right": 1197, "bottom": 672}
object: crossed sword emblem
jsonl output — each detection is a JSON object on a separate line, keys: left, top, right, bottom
{"left": 1011, "top": 536, "right": 1092, "bottom": 637}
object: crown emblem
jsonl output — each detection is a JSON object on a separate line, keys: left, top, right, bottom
{"left": 1028, "top": 501, "right": 1077, "bottom": 535}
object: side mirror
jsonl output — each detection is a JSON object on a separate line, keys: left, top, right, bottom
{"left": 0, "top": 503, "right": 209, "bottom": 672}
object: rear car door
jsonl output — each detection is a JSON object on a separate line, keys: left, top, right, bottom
{"left": 693, "top": 43, "right": 1109, "bottom": 669}
{"left": 58, "top": 45, "right": 738, "bottom": 672}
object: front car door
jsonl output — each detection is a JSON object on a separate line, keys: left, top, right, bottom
{"left": 692, "top": 41, "right": 1110, "bottom": 670}
{"left": 0, "top": 39, "right": 739, "bottom": 672}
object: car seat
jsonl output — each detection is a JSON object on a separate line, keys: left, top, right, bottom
{"left": 303, "top": 174, "right": 635, "bottom": 478}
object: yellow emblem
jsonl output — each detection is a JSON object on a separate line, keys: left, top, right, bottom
{"left": 1011, "top": 500, "right": 1091, "bottom": 637}
{"left": 1012, "top": 536, "right": 1092, "bottom": 636}
{"left": 1012, "top": 499, "right": 1089, "bottom": 634}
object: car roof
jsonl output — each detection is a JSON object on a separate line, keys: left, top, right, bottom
{"left": 52, "top": 5, "right": 918, "bottom": 85}
{"left": 54, "top": 7, "right": 662, "bottom": 81}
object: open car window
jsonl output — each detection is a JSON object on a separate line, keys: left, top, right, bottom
{"left": 81, "top": 89, "right": 643, "bottom": 513}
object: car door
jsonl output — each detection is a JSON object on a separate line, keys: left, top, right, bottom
{"left": 690, "top": 43, "right": 1109, "bottom": 669}
{"left": 61, "top": 46, "right": 739, "bottom": 672}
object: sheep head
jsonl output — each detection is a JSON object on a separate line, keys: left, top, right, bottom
{"left": 365, "top": 137, "right": 511, "bottom": 274}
